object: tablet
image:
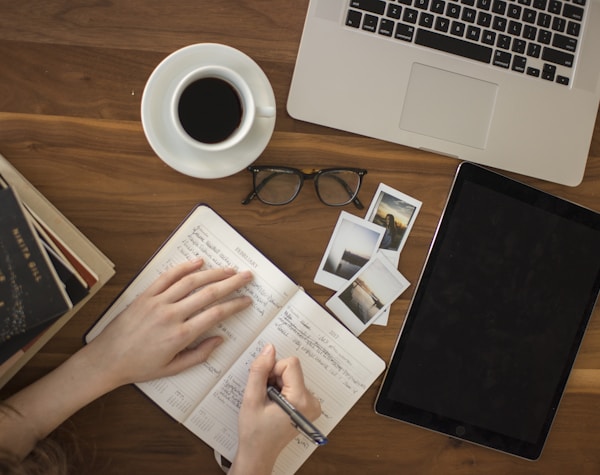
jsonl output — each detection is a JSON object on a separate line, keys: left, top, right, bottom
{"left": 375, "top": 163, "right": 600, "bottom": 460}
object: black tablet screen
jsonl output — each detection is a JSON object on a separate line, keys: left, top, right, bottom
{"left": 375, "top": 163, "right": 600, "bottom": 459}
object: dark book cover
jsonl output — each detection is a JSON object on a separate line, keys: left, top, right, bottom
{"left": 41, "top": 239, "right": 89, "bottom": 305}
{"left": 0, "top": 187, "right": 72, "bottom": 343}
{"left": 0, "top": 318, "right": 56, "bottom": 364}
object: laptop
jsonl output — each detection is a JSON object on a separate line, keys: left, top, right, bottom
{"left": 287, "top": 0, "right": 600, "bottom": 186}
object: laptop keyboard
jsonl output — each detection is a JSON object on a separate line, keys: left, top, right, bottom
{"left": 345, "top": 0, "right": 585, "bottom": 86}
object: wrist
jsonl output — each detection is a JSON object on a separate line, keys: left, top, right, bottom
{"left": 68, "top": 342, "right": 125, "bottom": 395}
{"left": 230, "top": 445, "right": 279, "bottom": 475}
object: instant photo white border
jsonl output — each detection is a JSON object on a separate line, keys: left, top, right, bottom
{"left": 365, "top": 183, "right": 422, "bottom": 263}
{"left": 314, "top": 211, "right": 384, "bottom": 291}
{"left": 366, "top": 183, "right": 421, "bottom": 326}
{"left": 326, "top": 252, "right": 410, "bottom": 336}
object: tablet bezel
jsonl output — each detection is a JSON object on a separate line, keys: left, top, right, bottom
{"left": 375, "top": 162, "right": 600, "bottom": 460}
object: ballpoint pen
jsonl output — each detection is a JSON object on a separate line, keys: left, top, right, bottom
{"left": 267, "top": 385, "right": 328, "bottom": 446}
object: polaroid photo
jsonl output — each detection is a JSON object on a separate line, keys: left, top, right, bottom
{"left": 365, "top": 184, "right": 420, "bottom": 326}
{"left": 365, "top": 183, "right": 422, "bottom": 263}
{"left": 314, "top": 211, "right": 384, "bottom": 291}
{"left": 326, "top": 252, "right": 410, "bottom": 336}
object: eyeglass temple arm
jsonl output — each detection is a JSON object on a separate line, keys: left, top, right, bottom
{"left": 352, "top": 195, "right": 364, "bottom": 209}
{"left": 241, "top": 190, "right": 256, "bottom": 205}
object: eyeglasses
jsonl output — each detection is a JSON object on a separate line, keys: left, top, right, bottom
{"left": 242, "top": 166, "right": 367, "bottom": 209}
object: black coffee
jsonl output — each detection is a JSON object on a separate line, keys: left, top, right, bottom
{"left": 177, "top": 77, "right": 243, "bottom": 144}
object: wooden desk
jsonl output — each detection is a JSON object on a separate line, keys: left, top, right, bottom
{"left": 1, "top": 1, "right": 599, "bottom": 473}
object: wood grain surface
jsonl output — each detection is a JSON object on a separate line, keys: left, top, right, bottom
{"left": 1, "top": 1, "right": 599, "bottom": 473}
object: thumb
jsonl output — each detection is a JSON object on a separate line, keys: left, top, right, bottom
{"left": 244, "top": 343, "right": 276, "bottom": 405}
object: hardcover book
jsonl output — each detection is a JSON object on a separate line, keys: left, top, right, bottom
{"left": 0, "top": 152, "right": 115, "bottom": 387}
{"left": 0, "top": 187, "right": 72, "bottom": 343}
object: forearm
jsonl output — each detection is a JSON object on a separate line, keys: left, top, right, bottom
{"left": 0, "top": 263, "right": 254, "bottom": 461}
{"left": 0, "top": 343, "right": 119, "bottom": 459}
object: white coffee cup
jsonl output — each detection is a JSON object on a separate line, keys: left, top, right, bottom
{"left": 171, "top": 65, "right": 275, "bottom": 152}
{"left": 141, "top": 43, "right": 276, "bottom": 178}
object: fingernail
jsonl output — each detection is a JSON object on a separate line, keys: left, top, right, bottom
{"left": 239, "top": 270, "right": 253, "bottom": 280}
{"left": 261, "top": 343, "right": 274, "bottom": 356}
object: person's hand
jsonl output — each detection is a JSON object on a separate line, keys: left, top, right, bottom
{"left": 230, "top": 344, "right": 322, "bottom": 475}
{"left": 85, "top": 259, "right": 253, "bottom": 388}
{"left": 2, "top": 259, "right": 253, "bottom": 460}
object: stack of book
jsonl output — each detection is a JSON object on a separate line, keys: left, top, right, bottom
{"left": 0, "top": 152, "right": 114, "bottom": 388}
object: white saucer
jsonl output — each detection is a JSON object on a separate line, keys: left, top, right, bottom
{"left": 141, "top": 44, "right": 276, "bottom": 179}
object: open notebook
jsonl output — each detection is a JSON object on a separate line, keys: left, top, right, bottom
{"left": 86, "top": 204, "right": 385, "bottom": 474}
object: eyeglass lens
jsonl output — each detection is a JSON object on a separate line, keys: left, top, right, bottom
{"left": 254, "top": 169, "right": 302, "bottom": 205}
{"left": 316, "top": 170, "right": 361, "bottom": 206}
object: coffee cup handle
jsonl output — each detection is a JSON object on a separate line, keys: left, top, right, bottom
{"left": 256, "top": 105, "right": 276, "bottom": 118}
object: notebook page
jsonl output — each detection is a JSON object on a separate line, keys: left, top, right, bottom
{"left": 184, "top": 290, "right": 386, "bottom": 474}
{"left": 86, "top": 205, "right": 298, "bottom": 422}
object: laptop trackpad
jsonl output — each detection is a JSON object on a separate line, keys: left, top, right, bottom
{"left": 399, "top": 63, "right": 498, "bottom": 149}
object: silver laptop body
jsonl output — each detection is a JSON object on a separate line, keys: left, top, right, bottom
{"left": 288, "top": 0, "right": 600, "bottom": 186}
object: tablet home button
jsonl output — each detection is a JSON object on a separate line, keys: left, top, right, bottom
{"left": 455, "top": 425, "right": 466, "bottom": 437}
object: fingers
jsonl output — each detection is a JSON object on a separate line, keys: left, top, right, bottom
{"left": 144, "top": 259, "right": 252, "bottom": 306}
{"left": 144, "top": 259, "right": 205, "bottom": 296}
{"left": 244, "top": 344, "right": 277, "bottom": 408}
{"left": 147, "top": 262, "right": 254, "bottom": 355}
{"left": 272, "top": 357, "right": 306, "bottom": 392}
{"left": 175, "top": 269, "right": 253, "bottom": 319}
{"left": 183, "top": 292, "right": 252, "bottom": 337}
{"left": 165, "top": 336, "right": 224, "bottom": 376}
{"left": 161, "top": 267, "right": 240, "bottom": 303}
{"left": 145, "top": 260, "right": 253, "bottom": 322}
{"left": 272, "top": 355, "right": 322, "bottom": 421}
